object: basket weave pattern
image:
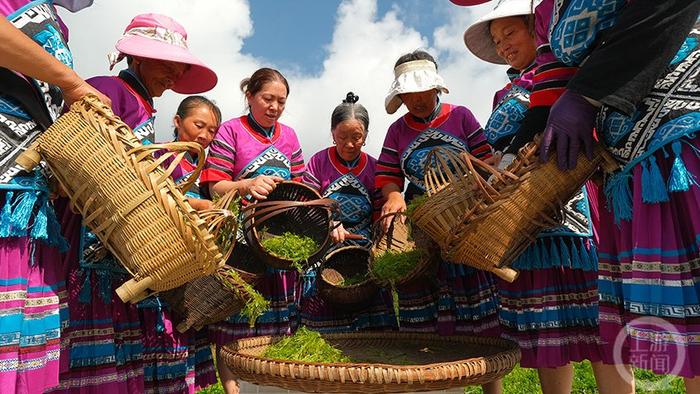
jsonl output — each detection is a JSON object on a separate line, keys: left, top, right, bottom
{"left": 445, "top": 142, "right": 611, "bottom": 279}
{"left": 221, "top": 332, "right": 520, "bottom": 393}
{"left": 410, "top": 147, "right": 483, "bottom": 250}
{"left": 243, "top": 182, "right": 336, "bottom": 270}
{"left": 15, "top": 95, "right": 223, "bottom": 302}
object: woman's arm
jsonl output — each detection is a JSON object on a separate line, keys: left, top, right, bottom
{"left": 0, "top": 17, "right": 110, "bottom": 106}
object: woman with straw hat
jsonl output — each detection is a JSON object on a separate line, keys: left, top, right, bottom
{"left": 464, "top": 1, "right": 627, "bottom": 392}
{"left": 376, "top": 49, "right": 502, "bottom": 394}
{"left": 0, "top": 1, "right": 110, "bottom": 392}
{"left": 51, "top": 13, "right": 219, "bottom": 393}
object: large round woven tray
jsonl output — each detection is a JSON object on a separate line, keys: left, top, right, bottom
{"left": 318, "top": 246, "right": 378, "bottom": 309}
{"left": 221, "top": 332, "right": 520, "bottom": 393}
{"left": 243, "top": 181, "right": 337, "bottom": 270}
{"left": 15, "top": 95, "right": 225, "bottom": 303}
{"left": 445, "top": 141, "right": 616, "bottom": 274}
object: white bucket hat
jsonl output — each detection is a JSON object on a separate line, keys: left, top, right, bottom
{"left": 384, "top": 59, "right": 449, "bottom": 114}
{"left": 464, "top": 0, "right": 540, "bottom": 64}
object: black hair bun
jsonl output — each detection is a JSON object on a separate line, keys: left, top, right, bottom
{"left": 343, "top": 92, "right": 359, "bottom": 104}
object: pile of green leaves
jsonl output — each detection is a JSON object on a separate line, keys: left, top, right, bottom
{"left": 371, "top": 249, "right": 424, "bottom": 283}
{"left": 260, "top": 232, "right": 318, "bottom": 270}
{"left": 262, "top": 327, "right": 351, "bottom": 363}
{"left": 215, "top": 269, "right": 269, "bottom": 327}
{"left": 405, "top": 193, "right": 428, "bottom": 217}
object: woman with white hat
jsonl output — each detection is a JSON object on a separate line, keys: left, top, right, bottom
{"left": 376, "top": 49, "right": 502, "bottom": 394}
{"left": 463, "top": 1, "right": 633, "bottom": 393}
{"left": 52, "top": 13, "right": 219, "bottom": 393}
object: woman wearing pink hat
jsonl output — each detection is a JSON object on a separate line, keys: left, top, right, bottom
{"left": 0, "top": 1, "right": 111, "bottom": 392}
{"left": 51, "top": 13, "right": 219, "bottom": 394}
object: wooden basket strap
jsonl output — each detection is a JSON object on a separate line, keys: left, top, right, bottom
{"left": 126, "top": 142, "right": 205, "bottom": 194}
{"left": 241, "top": 198, "right": 339, "bottom": 229}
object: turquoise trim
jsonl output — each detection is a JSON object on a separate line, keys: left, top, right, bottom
{"left": 604, "top": 134, "right": 698, "bottom": 223}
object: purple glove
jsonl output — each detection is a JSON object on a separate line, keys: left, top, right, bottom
{"left": 539, "top": 90, "right": 598, "bottom": 170}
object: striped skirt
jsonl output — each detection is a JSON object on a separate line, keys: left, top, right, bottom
{"left": 0, "top": 193, "right": 72, "bottom": 394}
{"left": 597, "top": 135, "right": 700, "bottom": 378}
{"left": 497, "top": 236, "right": 603, "bottom": 368}
{"left": 139, "top": 298, "right": 217, "bottom": 393}
{"left": 395, "top": 261, "right": 500, "bottom": 337}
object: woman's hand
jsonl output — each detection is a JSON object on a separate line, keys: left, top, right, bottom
{"left": 61, "top": 77, "right": 112, "bottom": 107}
{"left": 187, "top": 198, "right": 214, "bottom": 211}
{"left": 246, "top": 175, "right": 284, "bottom": 200}
{"left": 330, "top": 222, "right": 350, "bottom": 243}
{"left": 380, "top": 191, "right": 406, "bottom": 232}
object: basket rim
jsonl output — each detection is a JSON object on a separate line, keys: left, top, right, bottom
{"left": 320, "top": 245, "right": 373, "bottom": 289}
{"left": 222, "top": 331, "right": 520, "bottom": 371}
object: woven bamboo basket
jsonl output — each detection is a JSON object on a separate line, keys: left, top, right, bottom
{"left": 162, "top": 262, "right": 264, "bottom": 333}
{"left": 410, "top": 147, "right": 491, "bottom": 249}
{"left": 445, "top": 141, "right": 617, "bottom": 276}
{"left": 318, "top": 246, "right": 378, "bottom": 309}
{"left": 369, "top": 212, "right": 439, "bottom": 288}
{"left": 242, "top": 181, "right": 338, "bottom": 270}
{"left": 160, "top": 194, "right": 268, "bottom": 333}
{"left": 220, "top": 331, "right": 520, "bottom": 393}
{"left": 15, "top": 95, "right": 225, "bottom": 303}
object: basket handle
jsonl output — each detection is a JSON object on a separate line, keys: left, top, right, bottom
{"left": 198, "top": 190, "right": 241, "bottom": 263}
{"left": 126, "top": 141, "right": 205, "bottom": 195}
{"left": 241, "top": 198, "right": 340, "bottom": 229}
{"left": 423, "top": 147, "right": 475, "bottom": 196}
{"left": 371, "top": 211, "right": 410, "bottom": 250}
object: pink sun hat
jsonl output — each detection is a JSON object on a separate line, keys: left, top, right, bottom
{"left": 449, "top": 0, "right": 490, "bottom": 6}
{"left": 108, "top": 13, "right": 218, "bottom": 94}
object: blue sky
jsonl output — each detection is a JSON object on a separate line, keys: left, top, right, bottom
{"left": 243, "top": 1, "right": 449, "bottom": 76}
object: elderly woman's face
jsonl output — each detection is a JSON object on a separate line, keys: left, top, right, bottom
{"left": 489, "top": 16, "right": 536, "bottom": 71}
{"left": 400, "top": 89, "right": 439, "bottom": 118}
{"left": 332, "top": 119, "right": 366, "bottom": 162}
{"left": 133, "top": 57, "right": 189, "bottom": 97}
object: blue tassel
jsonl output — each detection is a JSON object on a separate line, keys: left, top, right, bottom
{"left": 97, "top": 269, "right": 112, "bottom": 304}
{"left": 641, "top": 156, "right": 669, "bottom": 203}
{"left": 605, "top": 172, "right": 633, "bottom": 224}
{"left": 549, "top": 239, "right": 561, "bottom": 267}
{"left": 532, "top": 240, "right": 543, "bottom": 268}
{"left": 155, "top": 297, "right": 165, "bottom": 333}
{"left": 30, "top": 197, "right": 49, "bottom": 241}
{"left": 78, "top": 269, "right": 92, "bottom": 304}
{"left": 44, "top": 203, "right": 69, "bottom": 252}
{"left": 668, "top": 141, "right": 699, "bottom": 192}
{"left": 9, "top": 190, "right": 39, "bottom": 237}
{"left": 0, "top": 191, "right": 14, "bottom": 237}
{"left": 589, "top": 241, "right": 599, "bottom": 271}
{"left": 560, "top": 238, "right": 572, "bottom": 268}
{"left": 570, "top": 238, "right": 581, "bottom": 269}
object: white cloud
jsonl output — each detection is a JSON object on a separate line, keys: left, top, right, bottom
{"left": 61, "top": 0, "right": 507, "bottom": 160}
